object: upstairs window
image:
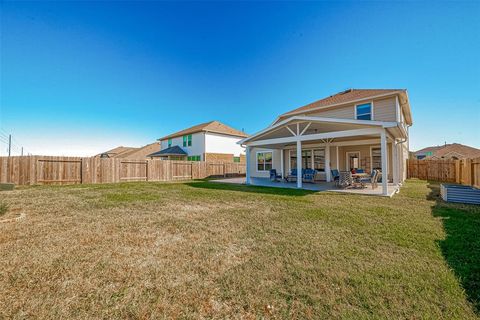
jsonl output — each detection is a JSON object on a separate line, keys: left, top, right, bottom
{"left": 168, "top": 139, "right": 172, "bottom": 148}
{"left": 355, "top": 103, "right": 372, "bottom": 120}
{"left": 183, "top": 134, "right": 192, "bottom": 147}
{"left": 257, "top": 151, "right": 272, "bottom": 171}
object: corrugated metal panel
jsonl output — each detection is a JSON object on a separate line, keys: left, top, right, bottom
{"left": 441, "top": 184, "right": 480, "bottom": 205}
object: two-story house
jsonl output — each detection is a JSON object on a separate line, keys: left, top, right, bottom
{"left": 148, "top": 121, "right": 248, "bottom": 162}
{"left": 238, "top": 89, "right": 413, "bottom": 196}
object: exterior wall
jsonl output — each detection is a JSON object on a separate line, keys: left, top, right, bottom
{"left": 337, "top": 144, "right": 393, "bottom": 181}
{"left": 160, "top": 132, "right": 206, "bottom": 160}
{"left": 204, "top": 132, "right": 245, "bottom": 156}
{"left": 204, "top": 152, "right": 234, "bottom": 162}
{"left": 248, "top": 147, "right": 281, "bottom": 178}
{"left": 373, "top": 97, "right": 396, "bottom": 122}
{"left": 300, "top": 96, "right": 397, "bottom": 122}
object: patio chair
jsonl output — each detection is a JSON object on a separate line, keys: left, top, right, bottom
{"left": 338, "top": 171, "right": 353, "bottom": 189}
{"left": 356, "top": 168, "right": 365, "bottom": 173}
{"left": 359, "top": 170, "right": 378, "bottom": 189}
{"left": 285, "top": 169, "right": 297, "bottom": 182}
{"left": 303, "top": 169, "right": 317, "bottom": 183}
{"left": 331, "top": 169, "right": 340, "bottom": 186}
{"left": 269, "top": 169, "right": 282, "bottom": 182}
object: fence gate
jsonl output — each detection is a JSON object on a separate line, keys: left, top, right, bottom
{"left": 36, "top": 159, "right": 82, "bottom": 184}
{"left": 172, "top": 162, "right": 192, "bottom": 180}
{"left": 119, "top": 160, "right": 148, "bottom": 181}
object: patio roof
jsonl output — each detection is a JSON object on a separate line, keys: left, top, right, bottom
{"left": 239, "top": 116, "right": 405, "bottom": 148}
{"left": 147, "top": 145, "right": 187, "bottom": 157}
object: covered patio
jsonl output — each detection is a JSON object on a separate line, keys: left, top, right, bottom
{"left": 239, "top": 116, "right": 408, "bottom": 196}
{"left": 211, "top": 177, "right": 400, "bottom": 197}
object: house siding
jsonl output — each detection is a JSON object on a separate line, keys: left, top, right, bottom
{"left": 160, "top": 132, "right": 206, "bottom": 160}
{"left": 373, "top": 97, "right": 396, "bottom": 122}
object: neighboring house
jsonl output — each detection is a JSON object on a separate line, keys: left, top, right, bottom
{"left": 97, "top": 142, "right": 161, "bottom": 159}
{"left": 96, "top": 146, "right": 137, "bottom": 158}
{"left": 239, "top": 89, "right": 413, "bottom": 196}
{"left": 148, "top": 121, "right": 248, "bottom": 162}
{"left": 414, "top": 143, "right": 480, "bottom": 160}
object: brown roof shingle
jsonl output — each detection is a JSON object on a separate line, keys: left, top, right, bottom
{"left": 280, "top": 89, "right": 405, "bottom": 118}
{"left": 415, "top": 143, "right": 480, "bottom": 159}
{"left": 159, "top": 121, "right": 248, "bottom": 140}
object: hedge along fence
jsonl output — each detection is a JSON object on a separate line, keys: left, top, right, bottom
{"left": 0, "top": 156, "right": 246, "bottom": 186}
{"left": 407, "top": 157, "right": 480, "bottom": 188}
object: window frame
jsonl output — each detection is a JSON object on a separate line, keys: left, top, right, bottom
{"left": 354, "top": 101, "right": 374, "bottom": 121}
{"left": 370, "top": 146, "right": 382, "bottom": 171}
{"left": 168, "top": 138, "right": 172, "bottom": 148}
{"left": 182, "top": 134, "right": 192, "bottom": 147}
{"left": 256, "top": 150, "right": 273, "bottom": 172}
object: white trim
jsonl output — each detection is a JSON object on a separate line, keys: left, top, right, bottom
{"left": 395, "top": 96, "right": 401, "bottom": 122}
{"left": 336, "top": 146, "right": 339, "bottom": 170}
{"left": 346, "top": 151, "right": 361, "bottom": 171}
{"left": 255, "top": 150, "right": 274, "bottom": 172}
{"left": 246, "top": 127, "right": 383, "bottom": 147}
{"left": 369, "top": 145, "right": 381, "bottom": 172}
{"left": 286, "top": 126, "right": 296, "bottom": 136}
{"left": 271, "top": 91, "right": 405, "bottom": 125}
{"left": 325, "top": 144, "right": 331, "bottom": 182}
{"left": 300, "top": 122, "right": 312, "bottom": 136}
{"left": 239, "top": 115, "right": 395, "bottom": 145}
{"left": 354, "top": 101, "right": 374, "bottom": 121}
{"left": 280, "top": 149, "right": 284, "bottom": 179}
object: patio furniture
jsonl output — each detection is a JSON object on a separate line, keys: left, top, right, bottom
{"left": 303, "top": 169, "right": 317, "bottom": 183}
{"left": 339, "top": 171, "right": 353, "bottom": 189}
{"left": 352, "top": 172, "right": 370, "bottom": 188}
{"left": 356, "top": 168, "right": 365, "bottom": 173}
{"left": 269, "top": 169, "right": 282, "bottom": 182}
{"left": 285, "top": 169, "right": 298, "bottom": 182}
{"left": 331, "top": 169, "right": 340, "bottom": 186}
{"left": 359, "top": 170, "right": 379, "bottom": 189}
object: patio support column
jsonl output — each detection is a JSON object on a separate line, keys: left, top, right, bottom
{"left": 325, "top": 143, "right": 331, "bottom": 182}
{"left": 380, "top": 130, "right": 388, "bottom": 196}
{"left": 296, "top": 140, "right": 302, "bottom": 188}
{"left": 245, "top": 146, "right": 251, "bottom": 185}
{"left": 280, "top": 149, "right": 284, "bottom": 179}
{"left": 392, "top": 140, "right": 398, "bottom": 185}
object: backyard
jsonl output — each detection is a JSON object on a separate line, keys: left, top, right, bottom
{"left": 0, "top": 179, "right": 478, "bottom": 319}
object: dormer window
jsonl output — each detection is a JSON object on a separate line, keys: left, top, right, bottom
{"left": 355, "top": 103, "right": 372, "bottom": 120}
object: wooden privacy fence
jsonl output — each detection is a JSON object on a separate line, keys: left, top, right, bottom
{"left": 407, "top": 157, "right": 480, "bottom": 188}
{"left": 0, "top": 156, "right": 246, "bottom": 186}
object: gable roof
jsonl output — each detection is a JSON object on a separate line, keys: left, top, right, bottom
{"left": 276, "top": 89, "right": 411, "bottom": 124}
{"left": 147, "top": 145, "right": 187, "bottom": 157}
{"left": 96, "top": 146, "right": 137, "bottom": 158}
{"left": 116, "top": 142, "right": 160, "bottom": 159}
{"left": 415, "top": 143, "right": 480, "bottom": 159}
{"left": 159, "top": 120, "right": 248, "bottom": 140}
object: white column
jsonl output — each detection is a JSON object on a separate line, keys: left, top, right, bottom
{"left": 280, "top": 148, "right": 284, "bottom": 179}
{"left": 392, "top": 140, "right": 398, "bottom": 185}
{"left": 380, "top": 130, "right": 388, "bottom": 195}
{"left": 325, "top": 144, "right": 331, "bottom": 182}
{"left": 296, "top": 140, "right": 302, "bottom": 188}
{"left": 245, "top": 146, "right": 251, "bottom": 185}
{"left": 336, "top": 146, "right": 339, "bottom": 170}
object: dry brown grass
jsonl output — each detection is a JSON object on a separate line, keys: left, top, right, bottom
{"left": 0, "top": 180, "right": 478, "bottom": 319}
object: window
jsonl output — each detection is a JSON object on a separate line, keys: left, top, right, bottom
{"left": 168, "top": 139, "right": 172, "bottom": 148}
{"left": 183, "top": 134, "right": 192, "bottom": 147}
{"left": 313, "top": 149, "right": 325, "bottom": 172}
{"left": 257, "top": 151, "right": 272, "bottom": 171}
{"left": 371, "top": 148, "right": 381, "bottom": 170}
{"left": 233, "top": 156, "right": 240, "bottom": 163}
{"left": 302, "top": 150, "right": 312, "bottom": 169}
{"left": 356, "top": 103, "right": 372, "bottom": 120}
{"left": 187, "top": 155, "right": 201, "bottom": 161}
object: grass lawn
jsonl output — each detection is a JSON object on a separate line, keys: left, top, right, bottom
{"left": 0, "top": 179, "right": 479, "bottom": 319}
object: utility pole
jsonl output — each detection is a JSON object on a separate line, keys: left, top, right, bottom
{"left": 8, "top": 134, "right": 11, "bottom": 157}
{"left": 21, "top": 147, "right": 24, "bottom": 156}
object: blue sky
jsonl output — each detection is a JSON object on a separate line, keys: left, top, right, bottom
{"left": 1, "top": 1, "right": 479, "bottom": 156}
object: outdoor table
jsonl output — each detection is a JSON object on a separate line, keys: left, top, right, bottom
{"left": 351, "top": 173, "right": 369, "bottom": 188}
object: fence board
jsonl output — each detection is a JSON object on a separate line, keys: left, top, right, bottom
{"left": 407, "top": 158, "right": 480, "bottom": 188}
{"left": 0, "top": 156, "right": 245, "bottom": 186}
